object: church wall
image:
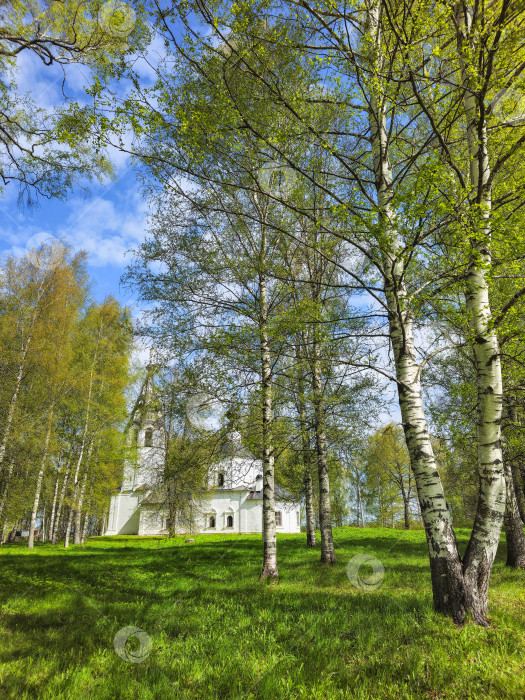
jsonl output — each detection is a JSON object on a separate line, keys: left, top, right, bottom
{"left": 106, "top": 493, "right": 142, "bottom": 535}
{"left": 138, "top": 506, "right": 168, "bottom": 536}
{"left": 242, "top": 500, "right": 264, "bottom": 533}
{"left": 201, "top": 491, "right": 243, "bottom": 533}
{"left": 276, "top": 501, "right": 301, "bottom": 533}
{"left": 209, "top": 456, "right": 262, "bottom": 490}
{"left": 135, "top": 446, "right": 164, "bottom": 489}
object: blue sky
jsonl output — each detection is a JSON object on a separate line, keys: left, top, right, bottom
{"left": 1, "top": 166, "right": 147, "bottom": 308}
{"left": 0, "top": 25, "right": 162, "bottom": 323}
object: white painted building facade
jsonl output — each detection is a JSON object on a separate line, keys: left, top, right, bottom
{"left": 105, "top": 373, "right": 300, "bottom": 536}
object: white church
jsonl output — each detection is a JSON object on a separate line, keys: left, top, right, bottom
{"left": 105, "top": 371, "right": 301, "bottom": 537}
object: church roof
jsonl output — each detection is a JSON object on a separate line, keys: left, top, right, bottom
{"left": 140, "top": 487, "right": 166, "bottom": 504}
{"left": 138, "top": 482, "right": 296, "bottom": 505}
{"left": 127, "top": 365, "right": 162, "bottom": 430}
{"left": 246, "top": 484, "right": 294, "bottom": 501}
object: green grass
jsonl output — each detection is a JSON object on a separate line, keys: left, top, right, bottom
{"left": 0, "top": 528, "right": 524, "bottom": 699}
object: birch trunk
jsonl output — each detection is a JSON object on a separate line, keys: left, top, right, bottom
{"left": 357, "top": 482, "right": 365, "bottom": 527}
{"left": 41, "top": 505, "right": 46, "bottom": 543}
{"left": 64, "top": 505, "right": 74, "bottom": 548}
{"left": 48, "top": 463, "right": 62, "bottom": 541}
{"left": 74, "top": 470, "right": 89, "bottom": 545}
{"left": 81, "top": 510, "right": 90, "bottom": 542}
{"left": 64, "top": 362, "right": 96, "bottom": 549}
{"left": 454, "top": 5, "right": 506, "bottom": 624}
{"left": 304, "top": 465, "right": 316, "bottom": 547}
{"left": 259, "top": 270, "right": 278, "bottom": 579}
{"left": 403, "top": 497, "right": 410, "bottom": 530}
{"left": 0, "top": 461, "right": 14, "bottom": 524}
{"left": 503, "top": 463, "right": 525, "bottom": 568}
{"left": 167, "top": 477, "right": 177, "bottom": 537}
{"left": 28, "top": 417, "right": 53, "bottom": 549}
{"left": 365, "top": 3, "right": 466, "bottom": 621}
{"left": 52, "top": 465, "right": 70, "bottom": 544}
{"left": 0, "top": 351, "right": 29, "bottom": 473}
{"left": 311, "top": 330, "right": 335, "bottom": 564}
{"left": 297, "top": 350, "right": 316, "bottom": 547}
{"left": 512, "top": 465, "right": 525, "bottom": 523}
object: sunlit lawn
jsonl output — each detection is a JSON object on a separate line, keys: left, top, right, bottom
{"left": 0, "top": 527, "right": 524, "bottom": 699}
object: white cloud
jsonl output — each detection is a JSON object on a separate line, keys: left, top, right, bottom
{"left": 1, "top": 180, "right": 149, "bottom": 269}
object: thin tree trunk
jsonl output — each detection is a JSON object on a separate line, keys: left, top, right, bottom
{"left": 65, "top": 362, "right": 97, "bottom": 549}
{"left": 81, "top": 506, "right": 90, "bottom": 542}
{"left": 48, "top": 463, "right": 62, "bottom": 541}
{"left": 304, "top": 466, "right": 316, "bottom": 547}
{"left": 403, "top": 498, "right": 410, "bottom": 530}
{"left": 64, "top": 505, "right": 74, "bottom": 548}
{"left": 0, "top": 461, "right": 14, "bottom": 524}
{"left": 296, "top": 349, "right": 316, "bottom": 547}
{"left": 52, "top": 465, "right": 70, "bottom": 544}
{"left": 0, "top": 342, "right": 32, "bottom": 473}
{"left": 167, "top": 477, "right": 177, "bottom": 537}
{"left": 504, "top": 464, "right": 525, "bottom": 568}
{"left": 357, "top": 482, "right": 365, "bottom": 527}
{"left": 28, "top": 415, "right": 53, "bottom": 549}
{"left": 74, "top": 470, "right": 89, "bottom": 545}
{"left": 259, "top": 270, "right": 278, "bottom": 580}
{"left": 512, "top": 464, "right": 525, "bottom": 523}
{"left": 41, "top": 504, "right": 46, "bottom": 542}
{"left": 311, "top": 331, "right": 335, "bottom": 564}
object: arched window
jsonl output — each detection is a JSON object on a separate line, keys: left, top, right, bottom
{"left": 144, "top": 428, "right": 153, "bottom": 447}
{"left": 217, "top": 472, "right": 224, "bottom": 487}
{"left": 209, "top": 515, "right": 216, "bottom": 528}
{"left": 226, "top": 514, "right": 234, "bottom": 528}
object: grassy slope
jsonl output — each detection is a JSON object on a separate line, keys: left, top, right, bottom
{"left": 0, "top": 528, "right": 524, "bottom": 699}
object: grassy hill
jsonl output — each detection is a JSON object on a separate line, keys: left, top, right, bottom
{"left": 0, "top": 527, "right": 524, "bottom": 699}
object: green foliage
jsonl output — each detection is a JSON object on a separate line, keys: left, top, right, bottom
{"left": 0, "top": 248, "right": 134, "bottom": 540}
{"left": 0, "top": 0, "right": 150, "bottom": 200}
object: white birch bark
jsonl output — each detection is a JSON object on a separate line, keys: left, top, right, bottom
{"left": 64, "top": 360, "right": 97, "bottom": 549}
{"left": 52, "top": 465, "right": 70, "bottom": 544}
{"left": 297, "top": 346, "right": 316, "bottom": 547}
{"left": 259, "top": 267, "right": 278, "bottom": 579}
{"left": 503, "top": 463, "right": 525, "bottom": 568}
{"left": 74, "top": 469, "right": 89, "bottom": 545}
{"left": 28, "top": 414, "right": 53, "bottom": 549}
{"left": 311, "top": 329, "right": 335, "bottom": 563}
{"left": 48, "top": 462, "right": 63, "bottom": 541}
{"left": 0, "top": 347, "right": 30, "bottom": 473}
{"left": 0, "top": 461, "right": 15, "bottom": 524}
{"left": 454, "top": 5, "right": 506, "bottom": 623}
{"left": 357, "top": 482, "right": 365, "bottom": 528}
{"left": 364, "top": 3, "right": 466, "bottom": 620}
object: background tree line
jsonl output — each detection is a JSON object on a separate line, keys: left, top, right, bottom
{"left": 0, "top": 245, "right": 133, "bottom": 546}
